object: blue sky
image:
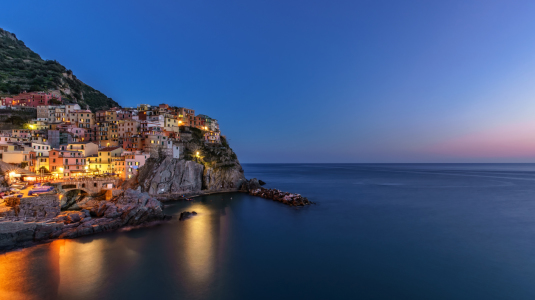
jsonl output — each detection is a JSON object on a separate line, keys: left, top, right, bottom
{"left": 4, "top": 0, "right": 535, "bottom": 162}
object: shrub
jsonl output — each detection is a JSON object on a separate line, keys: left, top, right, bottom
{"left": 221, "top": 136, "right": 229, "bottom": 148}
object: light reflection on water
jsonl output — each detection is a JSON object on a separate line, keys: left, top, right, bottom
{"left": 180, "top": 203, "right": 217, "bottom": 293}
{"left": 3, "top": 164, "right": 535, "bottom": 299}
{"left": 0, "top": 238, "right": 111, "bottom": 300}
{"left": 0, "top": 241, "right": 60, "bottom": 300}
{"left": 0, "top": 196, "right": 235, "bottom": 300}
{"left": 56, "top": 238, "right": 107, "bottom": 298}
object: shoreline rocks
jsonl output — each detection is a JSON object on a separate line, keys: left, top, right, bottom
{"left": 248, "top": 187, "right": 314, "bottom": 207}
{"left": 241, "top": 178, "right": 314, "bottom": 207}
{"left": 0, "top": 189, "right": 171, "bottom": 252}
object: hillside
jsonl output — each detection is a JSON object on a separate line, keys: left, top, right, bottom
{"left": 0, "top": 28, "right": 119, "bottom": 111}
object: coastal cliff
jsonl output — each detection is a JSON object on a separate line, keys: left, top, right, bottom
{"left": 137, "top": 156, "right": 246, "bottom": 196}
{"left": 137, "top": 131, "right": 247, "bottom": 196}
{"left": 139, "top": 158, "right": 204, "bottom": 194}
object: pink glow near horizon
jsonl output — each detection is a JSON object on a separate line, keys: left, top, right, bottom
{"left": 424, "top": 122, "right": 535, "bottom": 158}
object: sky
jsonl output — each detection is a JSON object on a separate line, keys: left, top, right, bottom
{"left": 3, "top": 0, "right": 535, "bottom": 163}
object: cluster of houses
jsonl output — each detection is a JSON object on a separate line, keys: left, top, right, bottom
{"left": 0, "top": 91, "right": 222, "bottom": 182}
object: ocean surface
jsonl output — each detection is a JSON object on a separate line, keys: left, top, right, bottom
{"left": 2, "top": 163, "right": 535, "bottom": 299}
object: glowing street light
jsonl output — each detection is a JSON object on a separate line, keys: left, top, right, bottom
{"left": 59, "top": 167, "right": 64, "bottom": 173}
{"left": 196, "top": 151, "right": 200, "bottom": 157}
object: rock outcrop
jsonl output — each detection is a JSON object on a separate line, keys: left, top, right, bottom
{"left": 138, "top": 156, "right": 246, "bottom": 196}
{"left": 139, "top": 158, "right": 204, "bottom": 194}
{"left": 239, "top": 178, "right": 262, "bottom": 191}
{"left": 203, "top": 164, "right": 246, "bottom": 190}
{"left": 179, "top": 211, "right": 197, "bottom": 220}
{"left": 0, "top": 189, "right": 170, "bottom": 251}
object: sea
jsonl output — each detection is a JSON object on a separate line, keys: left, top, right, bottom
{"left": 2, "top": 163, "right": 535, "bottom": 300}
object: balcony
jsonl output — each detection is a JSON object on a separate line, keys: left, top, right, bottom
{"left": 63, "top": 162, "right": 87, "bottom": 166}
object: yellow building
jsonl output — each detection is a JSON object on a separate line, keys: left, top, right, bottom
{"left": 95, "top": 147, "right": 124, "bottom": 174}
{"left": 34, "top": 156, "right": 49, "bottom": 173}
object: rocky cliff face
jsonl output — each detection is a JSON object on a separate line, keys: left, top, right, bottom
{"left": 138, "top": 158, "right": 204, "bottom": 194}
{"left": 203, "top": 164, "right": 246, "bottom": 190}
{"left": 138, "top": 156, "right": 246, "bottom": 196}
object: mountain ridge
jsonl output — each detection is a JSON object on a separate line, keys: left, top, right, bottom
{"left": 0, "top": 28, "right": 119, "bottom": 111}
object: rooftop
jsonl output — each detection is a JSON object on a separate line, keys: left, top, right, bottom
{"left": 68, "top": 141, "right": 96, "bottom": 145}
{"left": 99, "top": 147, "right": 122, "bottom": 152}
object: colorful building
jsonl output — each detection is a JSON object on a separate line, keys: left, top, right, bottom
{"left": 97, "top": 147, "right": 124, "bottom": 173}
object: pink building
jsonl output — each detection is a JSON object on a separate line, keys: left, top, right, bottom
{"left": 117, "top": 151, "right": 150, "bottom": 179}
{"left": 49, "top": 149, "right": 86, "bottom": 177}
{"left": 1, "top": 97, "right": 13, "bottom": 107}
{"left": 12, "top": 92, "right": 62, "bottom": 107}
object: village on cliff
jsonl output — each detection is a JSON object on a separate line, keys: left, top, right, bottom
{"left": 0, "top": 90, "right": 222, "bottom": 198}
{"left": 0, "top": 91, "right": 311, "bottom": 250}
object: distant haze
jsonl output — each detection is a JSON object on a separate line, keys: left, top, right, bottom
{"left": 4, "top": 1, "right": 535, "bottom": 163}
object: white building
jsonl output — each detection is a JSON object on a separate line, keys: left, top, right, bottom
{"left": 31, "top": 142, "right": 51, "bottom": 157}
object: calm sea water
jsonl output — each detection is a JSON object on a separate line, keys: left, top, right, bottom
{"left": 2, "top": 163, "right": 535, "bottom": 299}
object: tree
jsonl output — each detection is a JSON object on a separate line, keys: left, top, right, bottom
{"left": 49, "top": 98, "right": 61, "bottom": 105}
{"left": 29, "top": 84, "right": 42, "bottom": 92}
{"left": 4, "top": 116, "right": 25, "bottom": 126}
{"left": 8, "top": 84, "right": 21, "bottom": 94}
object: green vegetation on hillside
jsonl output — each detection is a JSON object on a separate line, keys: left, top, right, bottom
{"left": 0, "top": 28, "right": 119, "bottom": 111}
{"left": 180, "top": 126, "right": 238, "bottom": 168}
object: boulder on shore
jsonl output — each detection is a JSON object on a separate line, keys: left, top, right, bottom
{"left": 240, "top": 178, "right": 262, "bottom": 191}
{"left": 179, "top": 211, "right": 198, "bottom": 221}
